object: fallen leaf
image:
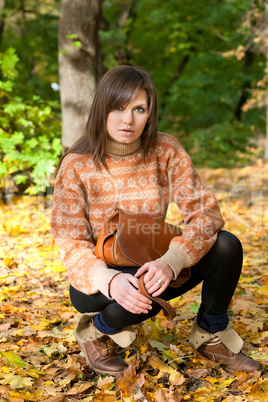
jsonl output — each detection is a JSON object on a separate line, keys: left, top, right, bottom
{"left": 57, "top": 373, "right": 76, "bottom": 387}
{"left": 149, "top": 340, "right": 168, "bottom": 352}
{"left": 0, "top": 374, "right": 33, "bottom": 389}
{"left": 67, "top": 382, "right": 94, "bottom": 396}
{"left": 0, "top": 323, "right": 11, "bottom": 331}
{"left": 0, "top": 164, "right": 267, "bottom": 401}
{"left": 169, "top": 371, "right": 185, "bottom": 386}
{"left": 148, "top": 354, "right": 174, "bottom": 374}
{"left": 9, "top": 390, "right": 41, "bottom": 401}
{"left": 96, "top": 375, "right": 115, "bottom": 390}
{"left": 0, "top": 352, "right": 27, "bottom": 367}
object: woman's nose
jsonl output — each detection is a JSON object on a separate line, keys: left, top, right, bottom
{"left": 123, "top": 110, "right": 134, "bottom": 124}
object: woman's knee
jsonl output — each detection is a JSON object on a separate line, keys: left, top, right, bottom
{"left": 217, "top": 230, "right": 242, "bottom": 253}
{"left": 69, "top": 285, "right": 110, "bottom": 314}
{"left": 214, "top": 230, "right": 243, "bottom": 268}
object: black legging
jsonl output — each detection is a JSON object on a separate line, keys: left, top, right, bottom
{"left": 70, "top": 230, "right": 243, "bottom": 329}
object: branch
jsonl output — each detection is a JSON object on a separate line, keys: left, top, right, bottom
{"left": 160, "top": 52, "right": 193, "bottom": 111}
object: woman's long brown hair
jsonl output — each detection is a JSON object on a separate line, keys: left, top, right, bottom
{"left": 56, "top": 65, "right": 158, "bottom": 173}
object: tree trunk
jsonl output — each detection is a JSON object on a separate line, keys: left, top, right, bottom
{"left": 265, "top": 1, "right": 268, "bottom": 160}
{"left": 0, "top": 0, "right": 7, "bottom": 48}
{"left": 59, "top": 0, "right": 102, "bottom": 152}
{"left": 234, "top": 50, "right": 254, "bottom": 121}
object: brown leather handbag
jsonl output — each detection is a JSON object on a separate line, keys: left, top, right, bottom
{"left": 94, "top": 208, "right": 191, "bottom": 288}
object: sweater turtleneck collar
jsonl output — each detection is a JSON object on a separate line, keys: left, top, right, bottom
{"left": 105, "top": 136, "right": 142, "bottom": 156}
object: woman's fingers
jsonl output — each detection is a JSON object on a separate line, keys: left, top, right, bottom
{"left": 137, "top": 261, "right": 173, "bottom": 295}
{"left": 118, "top": 294, "right": 152, "bottom": 314}
{"left": 143, "top": 269, "right": 167, "bottom": 292}
{"left": 146, "top": 278, "right": 167, "bottom": 295}
{"left": 127, "top": 275, "right": 152, "bottom": 304}
{"left": 110, "top": 273, "right": 152, "bottom": 314}
{"left": 134, "top": 264, "right": 149, "bottom": 278}
{"left": 151, "top": 282, "right": 168, "bottom": 297}
{"left": 124, "top": 279, "right": 152, "bottom": 313}
{"left": 121, "top": 292, "right": 153, "bottom": 314}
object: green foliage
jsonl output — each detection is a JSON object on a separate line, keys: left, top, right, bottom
{"left": 0, "top": 0, "right": 265, "bottom": 179}
{"left": 2, "top": 0, "right": 60, "bottom": 101}
{"left": 182, "top": 122, "right": 254, "bottom": 168}
{"left": 0, "top": 48, "right": 61, "bottom": 196}
{"left": 101, "top": 0, "right": 266, "bottom": 168}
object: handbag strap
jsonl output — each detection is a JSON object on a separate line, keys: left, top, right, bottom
{"left": 138, "top": 273, "right": 176, "bottom": 320}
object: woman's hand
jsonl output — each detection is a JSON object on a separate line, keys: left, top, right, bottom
{"left": 109, "top": 273, "right": 152, "bottom": 314}
{"left": 134, "top": 261, "right": 174, "bottom": 297}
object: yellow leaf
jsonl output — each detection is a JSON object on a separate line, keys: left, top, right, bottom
{"left": 0, "top": 352, "right": 27, "bottom": 367}
{"left": 30, "top": 319, "right": 50, "bottom": 331}
{"left": 63, "top": 289, "right": 69, "bottom": 297}
{"left": 169, "top": 371, "right": 185, "bottom": 386}
{"left": 0, "top": 374, "right": 33, "bottom": 389}
{"left": 17, "top": 367, "right": 45, "bottom": 379}
{"left": 9, "top": 390, "right": 41, "bottom": 401}
{"left": 58, "top": 373, "right": 76, "bottom": 387}
{"left": 49, "top": 263, "right": 66, "bottom": 273}
{"left": 139, "top": 344, "right": 147, "bottom": 354}
{"left": 97, "top": 375, "right": 115, "bottom": 390}
{"left": 256, "top": 285, "right": 268, "bottom": 296}
{"left": 148, "top": 354, "right": 174, "bottom": 374}
{"left": 9, "top": 225, "right": 27, "bottom": 237}
{"left": 44, "top": 381, "right": 55, "bottom": 386}
{"left": 204, "top": 377, "right": 235, "bottom": 389}
{"left": 0, "top": 366, "right": 12, "bottom": 373}
{"left": 4, "top": 256, "right": 17, "bottom": 268}
{"left": 250, "top": 379, "right": 268, "bottom": 398}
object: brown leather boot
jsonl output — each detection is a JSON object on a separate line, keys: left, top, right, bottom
{"left": 74, "top": 313, "right": 135, "bottom": 376}
{"left": 189, "top": 318, "right": 263, "bottom": 373}
{"left": 77, "top": 335, "right": 128, "bottom": 376}
{"left": 197, "top": 337, "right": 263, "bottom": 373}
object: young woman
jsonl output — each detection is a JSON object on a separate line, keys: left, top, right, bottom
{"left": 51, "top": 65, "right": 262, "bottom": 376}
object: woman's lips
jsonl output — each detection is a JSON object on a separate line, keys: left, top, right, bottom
{"left": 119, "top": 129, "right": 134, "bottom": 133}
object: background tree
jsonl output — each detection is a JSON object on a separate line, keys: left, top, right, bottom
{"left": 100, "top": 0, "right": 266, "bottom": 167}
{"left": 0, "top": 1, "right": 62, "bottom": 197}
{"left": 0, "top": 0, "right": 266, "bottom": 199}
{"left": 1, "top": 0, "right": 60, "bottom": 99}
{"left": 0, "top": 0, "right": 6, "bottom": 48}
{"left": 59, "top": 0, "right": 103, "bottom": 152}
{"left": 234, "top": 0, "right": 268, "bottom": 160}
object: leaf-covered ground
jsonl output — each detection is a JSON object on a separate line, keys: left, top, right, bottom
{"left": 0, "top": 160, "right": 267, "bottom": 402}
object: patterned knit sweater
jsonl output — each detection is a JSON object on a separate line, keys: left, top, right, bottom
{"left": 51, "top": 133, "right": 224, "bottom": 298}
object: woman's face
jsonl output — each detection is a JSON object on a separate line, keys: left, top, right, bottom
{"left": 106, "top": 89, "right": 149, "bottom": 144}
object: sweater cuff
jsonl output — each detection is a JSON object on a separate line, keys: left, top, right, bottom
{"left": 157, "top": 242, "right": 193, "bottom": 279}
{"left": 93, "top": 265, "right": 120, "bottom": 299}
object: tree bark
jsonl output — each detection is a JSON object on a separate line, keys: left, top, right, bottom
{"left": 0, "top": 0, "right": 7, "bottom": 48}
{"left": 234, "top": 50, "right": 254, "bottom": 121}
{"left": 265, "top": 1, "right": 268, "bottom": 160}
{"left": 59, "top": 0, "right": 102, "bottom": 151}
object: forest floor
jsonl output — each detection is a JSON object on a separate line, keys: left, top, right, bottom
{"left": 0, "top": 159, "right": 267, "bottom": 402}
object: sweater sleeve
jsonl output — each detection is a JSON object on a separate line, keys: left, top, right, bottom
{"left": 158, "top": 140, "right": 225, "bottom": 279}
{"left": 50, "top": 155, "right": 119, "bottom": 298}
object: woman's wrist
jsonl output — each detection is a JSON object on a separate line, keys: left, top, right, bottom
{"left": 108, "top": 272, "right": 121, "bottom": 298}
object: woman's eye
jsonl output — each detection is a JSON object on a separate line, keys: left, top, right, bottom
{"left": 115, "top": 106, "right": 124, "bottom": 111}
{"left": 136, "top": 107, "right": 145, "bottom": 113}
